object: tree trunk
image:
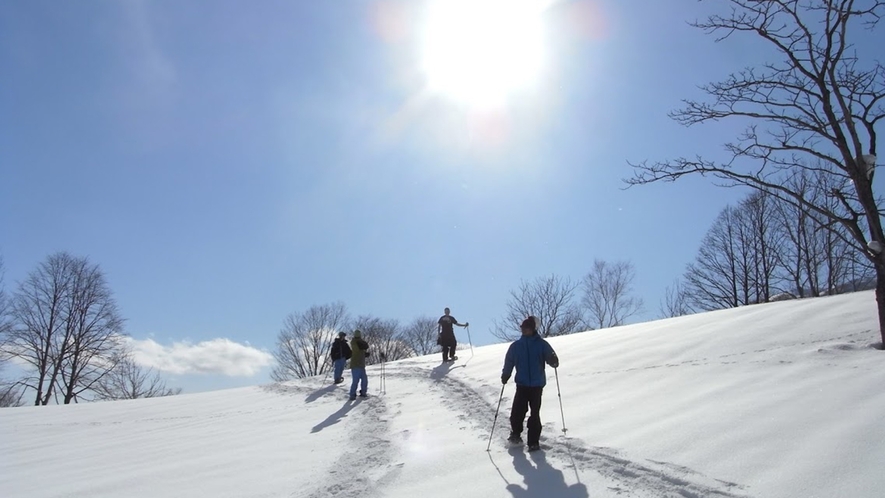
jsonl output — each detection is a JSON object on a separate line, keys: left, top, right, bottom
{"left": 876, "top": 266, "right": 885, "bottom": 348}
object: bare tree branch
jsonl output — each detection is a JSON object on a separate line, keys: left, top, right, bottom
{"left": 627, "top": 0, "right": 885, "bottom": 340}
{"left": 93, "top": 353, "right": 181, "bottom": 400}
{"left": 659, "top": 279, "right": 694, "bottom": 318}
{"left": 629, "top": 3, "right": 883, "bottom": 244}
{"left": 402, "top": 316, "right": 439, "bottom": 357}
{"left": 271, "top": 302, "right": 349, "bottom": 381}
{"left": 492, "top": 275, "right": 584, "bottom": 341}
{"left": 583, "top": 260, "right": 644, "bottom": 328}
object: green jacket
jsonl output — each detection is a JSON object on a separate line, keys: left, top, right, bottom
{"left": 349, "top": 337, "right": 370, "bottom": 369}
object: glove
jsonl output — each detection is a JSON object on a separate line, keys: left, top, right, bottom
{"left": 549, "top": 353, "right": 560, "bottom": 369}
{"left": 436, "top": 335, "right": 441, "bottom": 346}
{"left": 365, "top": 350, "right": 371, "bottom": 357}
{"left": 464, "top": 322, "right": 469, "bottom": 326}
{"left": 501, "top": 376, "right": 509, "bottom": 385}
{"left": 380, "top": 352, "right": 387, "bottom": 360}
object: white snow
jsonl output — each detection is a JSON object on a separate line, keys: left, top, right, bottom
{"left": 3, "top": 291, "right": 885, "bottom": 498}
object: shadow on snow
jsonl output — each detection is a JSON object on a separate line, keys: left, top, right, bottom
{"left": 304, "top": 384, "right": 338, "bottom": 404}
{"left": 311, "top": 399, "right": 360, "bottom": 433}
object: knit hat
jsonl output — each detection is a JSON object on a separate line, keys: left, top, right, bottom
{"left": 338, "top": 332, "right": 346, "bottom": 338}
{"left": 520, "top": 316, "right": 537, "bottom": 331}
{"left": 353, "top": 329, "right": 361, "bottom": 338}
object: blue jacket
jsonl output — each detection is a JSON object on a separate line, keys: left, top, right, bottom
{"left": 502, "top": 333, "right": 559, "bottom": 387}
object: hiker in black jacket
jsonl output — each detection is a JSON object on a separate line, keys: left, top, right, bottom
{"left": 438, "top": 307, "right": 468, "bottom": 362}
{"left": 330, "top": 332, "right": 352, "bottom": 384}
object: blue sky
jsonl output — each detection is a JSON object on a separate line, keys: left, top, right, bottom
{"left": 1, "top": 0, "right": 784, "bottom": 392}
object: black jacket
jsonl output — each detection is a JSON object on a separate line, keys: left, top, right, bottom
{"left": 438, "top": 315, "right": 460, "bottom": 346}
{"left": 330, "top": 338, "right": 352, "bottom": 361}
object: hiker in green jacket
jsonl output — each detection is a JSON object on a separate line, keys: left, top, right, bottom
{"left": 349, "top": 330, "right": 370, "bottom": 401}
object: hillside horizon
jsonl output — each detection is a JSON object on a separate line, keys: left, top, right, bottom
{"left": 3, "top": 291, "right": 884, "bottom": 497}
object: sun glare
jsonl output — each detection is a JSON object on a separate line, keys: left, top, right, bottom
{"left": 421, "top": 0, "right": 548, "bottom": 107}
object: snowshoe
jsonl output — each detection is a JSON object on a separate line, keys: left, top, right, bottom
{"left": 527, "top": 444, "right": 541, "bottom": 452}
{"left": 507, "top": 433, "right": 523, "bottom": 445}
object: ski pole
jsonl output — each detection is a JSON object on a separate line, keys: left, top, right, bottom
{"left": 554, "top": 367, "right": 567, "bottom": 436}
{"left": 321, "top": 360, "right": 331, "bottom": 386}
{"left": 486, "top": 384, "right": 506, "bottom": 452}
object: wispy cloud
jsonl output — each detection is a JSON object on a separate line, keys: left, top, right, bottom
{"left": 110, "top": 0, "right": 177, "bottom": 127}
{"left": 127, "top": 337, "right": 273, "bottom": 377}
{"left": 123, "top": 0, "right": 176, "bottom": 92}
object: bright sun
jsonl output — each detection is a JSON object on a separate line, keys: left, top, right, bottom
{"left": 421, "top": 0, "right": 548, "bottom": 107}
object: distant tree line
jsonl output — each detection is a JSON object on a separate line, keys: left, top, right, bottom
{"left": 271, "top": 302, "right": 443, "bottom": 381}
{"left": 660, "top": 187, "right": 874, "bottom": 318}
{"left": 489, "top": 261, "right": 645, "bottom": 342}
{"left": 271, "top": 259, "right": 649, "bottom": 380}
{"left": 0, "top": 253, "right": 180, "bottom": 407}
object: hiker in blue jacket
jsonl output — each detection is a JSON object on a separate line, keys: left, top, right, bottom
{"left": 501, "top": 316, "right": 560, "bottom": 452}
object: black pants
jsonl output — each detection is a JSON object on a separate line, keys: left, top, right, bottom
{"left": 441, "top": 343, "right": 457, "bottom": 361}
{"left": 510, "top": 385, "right": 543, "bottom": 446}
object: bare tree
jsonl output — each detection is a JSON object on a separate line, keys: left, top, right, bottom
{"left": 685, "top": 207, "right": 739, "bottom": 310}
{"left": 741, "top": 192, "right": 785, "bottom": 303}
{"left": 0, "top": 355, "right": 24, "bottom": 408}
{"left": 402, "top": 316, "right": 440, "bottom": 357}
{"left": 836, "top": 245, "right": 877, "bottom": 291}
{"left": 0, "top": 255, "right": 10, "bottom": 337}
{"left": 492, "top": 274, "right": 584, "bottom": 341}
{"left": 660, "top": 279, "right": 694, "bottom": 318}
{"left": 683, "top": 204, "right": 768, "bottom": 310}
{"left": 56, "top": 261, "right": 126, "bottom": 404}
{"left": 271, "top": 302, "right": 349, "bottom": 381}
{"left": 0, "top": 257, "right": 22, "bottom": 407}
{"left": 8, "top": 253, "right": 75, "bottom": 405}
{"left": 769, "top": 170, "right": 872, "bottom": 296}
{"left": 93, "top": 354, "right": 181, "bottom": 400}
{"left": 352, "top": 315, "right": 412, "bottom": 364}
{"left": 0, "top": 382, "right": 24, "bottom": 407}
{"left": 4, "top": 253, "right": 126, "bottom": 405}
{"left": 583, "top": 260, "right": 644, "bottom": 329}
{"left": 772, "top": 172, "right": 829, "bottom": 296}
{"left": 627, "top": 1, "right": 885, "bottom": 343}
{"left": 686, "top": 188, "right": 872, "bottom": 309}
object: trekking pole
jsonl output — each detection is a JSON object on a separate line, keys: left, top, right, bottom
{"left": 321, "top": 360, "right": 331, "bottom": 386}
{"left": 377, "top": 353, "right": 385, "bottom": 395}
{"left": 466, "top": 325, "right": 475, "bottom": 360}
{"left": 486, "top": 384, "right": 506, "bottom": 452}
{"left": 554, "top": 367, "right": 580, "bottom": 483}
{"left": 381, "top": 355, "right": 386, "bottom": 394}
{"left": 554, "top": 367, "right": 567, "bottom": 436}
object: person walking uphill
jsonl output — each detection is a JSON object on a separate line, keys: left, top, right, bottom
{"left": 349, "top": 330, "right": 370, "bottom": 401}
{"left": 501, "top": 316, "right": 559, "bottom": 452}
{"left": 438, "top": 307, "right": 468, "bottom": 362}
{"left": 330, "top": 332, "right": 352, "bottom": 385}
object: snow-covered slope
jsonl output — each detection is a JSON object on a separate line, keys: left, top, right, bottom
{"left": 3, "top": 291, "right": 884, "bottom": 498}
